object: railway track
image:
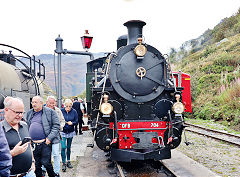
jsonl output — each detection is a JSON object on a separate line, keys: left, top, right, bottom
{"left": 114, "top": 160, "right": 175, "bottom": 177}
{"left": 116, "top": 162, "right": 125, "bottom": 177}
{"left": 184, "top": 122, "right": 240, "bottom": 147}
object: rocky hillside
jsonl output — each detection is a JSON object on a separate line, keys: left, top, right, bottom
{"left": 171, "top": 9, "right": 240, "bottom": 130}
{"left": 170, "top": 8, "right": 240, "bottom": 61}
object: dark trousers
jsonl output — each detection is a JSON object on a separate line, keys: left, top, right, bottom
{"left": 33, "top": 142, "right": 55, "bottom": 177}
{"left": 75, "top": 116, "right": 83, "bottom": 134}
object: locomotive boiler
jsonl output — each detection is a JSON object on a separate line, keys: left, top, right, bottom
{"left": 86, "top": 20, "right": 191, "bottom": 162}
{"left": 0, "top": 44, "right": 45, "bottom": 111}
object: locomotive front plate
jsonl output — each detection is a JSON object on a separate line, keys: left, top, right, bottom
{"left": 110, "top": 43, "right": 167, "bottom": 103}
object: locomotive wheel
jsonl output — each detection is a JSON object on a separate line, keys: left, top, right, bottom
{"left": 163, "top": 128, "right": 181, "bottom": 149}
{"left": 95, "top": 128, "right": 113, "bottom": 151}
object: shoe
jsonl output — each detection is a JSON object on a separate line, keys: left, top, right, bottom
{"left": 67, "top": 161, "right": 73, "bottom": 168}
{"left": 55, "top": 173, "right": 60, "bottom": 177}
{"left": 62, "top": 163, "right": 66, "bottom": 172}
{"left": 79, "top": 132, "right": 83, "bottom": 135}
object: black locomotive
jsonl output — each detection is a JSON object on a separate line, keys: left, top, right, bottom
{"left": 86, "top": 20, "right": 186, "bottom": 162}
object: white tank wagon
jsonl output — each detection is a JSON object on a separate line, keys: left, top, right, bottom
{"left": 0, "top": 45, "right": 45, "bottom": 111}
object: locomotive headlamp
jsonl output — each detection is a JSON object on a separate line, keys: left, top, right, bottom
{"left": 172, "top": 102, "right": 185, "bottom": 114}
{"left": 81, "top": 30, "right": 93, "bottom": 50}
{"left": 134, "top": 38, "right": 147, "bottom": 57}
{"left": 100, "top": 94, "right": 113, "bottom": 115}
{"left": 100, "top": 103, "right": 113, "bottom": 115}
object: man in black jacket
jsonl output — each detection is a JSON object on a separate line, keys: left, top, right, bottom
{"left": 72, "top": 97, "right": 85, "bottom": 135}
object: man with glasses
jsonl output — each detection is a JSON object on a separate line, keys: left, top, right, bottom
{"left": 1, "top": 97, "right": 36, "bottom": 177}
{"left": 25, "top": 96, "right": 60, "bottom": 177}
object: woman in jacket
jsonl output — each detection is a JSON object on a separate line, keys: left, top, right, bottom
{"left": 60, "top": 99, "right": 78, "bottom": 172}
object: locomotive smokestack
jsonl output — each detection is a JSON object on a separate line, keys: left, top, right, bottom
{"left": 124, "top": 20, "right": 146, "bottom": 45}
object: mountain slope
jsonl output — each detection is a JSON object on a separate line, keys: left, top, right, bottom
{"left": 37, "top": 54, "right": 89, "bottom": 96}
{"left": 174, "top": 32, "right": 240, "bottom": 130}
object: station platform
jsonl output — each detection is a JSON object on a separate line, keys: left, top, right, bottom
{"left": 69, "top": 129, "right": 93, "bottom": 161}
{"left": 162, "top": 150, "right": 221, "bottom": 177}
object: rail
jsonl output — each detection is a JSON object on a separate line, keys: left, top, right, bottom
{"left": 185, "top": 122, "right": 240, "bottom": 147}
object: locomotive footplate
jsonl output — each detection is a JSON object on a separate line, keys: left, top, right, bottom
{"left": 110, "top": 147, "right": 171, "bottom": 162}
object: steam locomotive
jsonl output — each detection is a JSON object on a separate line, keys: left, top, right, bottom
{"left": 0, "top": 44, "right": 45, "bottom": 111}
{"left": 86, "top": 20, "right": 192, "bottom": 162}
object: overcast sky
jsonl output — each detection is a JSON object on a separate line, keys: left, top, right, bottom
{"left": 0, "top": 0, "right": 239, "bottom": 56}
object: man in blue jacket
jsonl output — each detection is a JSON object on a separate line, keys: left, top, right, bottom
{"left": 0, "top": 122, "right": 12, "bottom": 177}
{"left": 25, "top": 96, "right": 60, "bottom": 177}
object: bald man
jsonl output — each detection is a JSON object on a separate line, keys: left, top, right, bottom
{"left": 2, "top": 97, "right": 35, "bottom": 177}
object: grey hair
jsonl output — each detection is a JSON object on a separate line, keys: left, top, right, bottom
{"left": 3, "top": 96, "right": 13, "bottom": 107}
{"left": 47, "top": 96, "right": 56, "bottom": 101}
{"left": 64, "top": 99, "right": 73, "bottom": 106}
{"left": 5, "top": 97, "right": 24, "bottom": 108}
{"left": 33, "top": 96, "right": 43, "bottom": 103}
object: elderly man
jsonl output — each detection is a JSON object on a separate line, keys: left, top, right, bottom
{"left": 44, "top": 96, "right": 65, "bottom": 177}
{"left": 25, "top": 96, "right": 60, "bottom": 177}
{"left": 1, "top": 97, "right": 35, "bottom": 177}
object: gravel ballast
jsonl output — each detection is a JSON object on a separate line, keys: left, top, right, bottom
{"left": 177, "top": 131, "right": 240, "bottom": 177}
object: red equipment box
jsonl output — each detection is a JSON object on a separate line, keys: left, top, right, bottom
{"left": 172, "top": 72, "right": 192, "bottom": 113}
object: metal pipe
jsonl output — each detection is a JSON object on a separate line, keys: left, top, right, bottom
{"left": 114, "top": 111, "right": 119, "bottom": 138}
{"left": 94, "top": 69, "right": 98, "bottom": 87}
{"left": 43, "top": 64, "right": 45, "bottom": 80}
{"left": 63, "top": 49, "right": 94, "bottom": 60}
{"left": 30, "top": 55, "right": 32, "bottom": 74}
{"left": 33, "top": 55, "right": 36, "bottom": 76}
{"left": 57, "top": 53, "right": 62, "bottom": 108}
{"left": 55, "top": 35, "right": 63, "bottom": 108}
{"left": 178, "top": 70, "right": 182, "bottom": 87}
{"left": 38, "top": 59, "right": 41, "bottom": 78}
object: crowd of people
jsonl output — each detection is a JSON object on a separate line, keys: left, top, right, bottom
{"left": 0, "top": 95, "right": 86, "bottom": 177}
